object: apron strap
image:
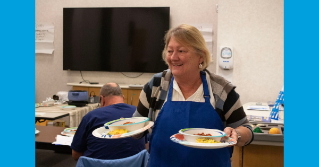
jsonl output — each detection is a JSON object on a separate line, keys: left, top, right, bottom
{"left": 167, "top": 77, "right": 175, "bottom": 101}
{"left": 200, "top": 71, "right": 211, "bottom": 103}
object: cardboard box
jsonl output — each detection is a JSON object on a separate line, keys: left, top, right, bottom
{"left": 54, "top": 120, "right": 65, "bottom": 127}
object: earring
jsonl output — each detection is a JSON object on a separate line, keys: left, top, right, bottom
{"left": 199, "top": 64, "right": 203, "bottom": 69}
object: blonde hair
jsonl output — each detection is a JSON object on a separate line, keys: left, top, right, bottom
{"left": 162, "top": 24, "right": 211, "bottom": 70}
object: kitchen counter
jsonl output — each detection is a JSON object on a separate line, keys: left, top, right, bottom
{"left": 243, "top": 102, "right": 284, "bottom": 146}
{"left": 231, "top": 102, "right": 284, "bottom": 167}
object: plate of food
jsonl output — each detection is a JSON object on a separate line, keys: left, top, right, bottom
{"left": 62, "top": 127, "right": 77, "bottom": 136}
{"left": 92, "top": 120, "right": 154, "bottom": 139}
{"left": 170, "top": 128, "right": 236, "bottom": 149}
{"left": 61, "top": 131, "right": 75, "bottom": 137}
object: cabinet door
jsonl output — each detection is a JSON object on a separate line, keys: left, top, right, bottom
{"left": 243, "top": 145, "right": 283, "bottom": 167}
{"left": 88, "top": 87, "right": 101, "bottom": 97}
{"left": 121, "top": 89, "right": 128, "bottom": 104}
{"left": 73, "top": 86, "right": 89, "bottom": 92}
{"left": 127, "top": 89, "right": 142, "bottom": 107}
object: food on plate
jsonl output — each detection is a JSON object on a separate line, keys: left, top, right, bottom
{"left": 108, "top": 129, "right": 128, "bottom": 135}
{"left": 194, "top": 133, "right": 212, "bottom": 136}
{"left": 253, "top": 127, "right": 263, "bottom": 133}
{"left": 123, "top": 122, "right": 134, "bottom": 125}
{"left": 268, "top": 127, "right": 280, "bottom": 134}
{"left": 196, "top": 138, "right": 221, "bottom": 143}
{"left": 63, "top": 127, "right": 77, "bottom": 135}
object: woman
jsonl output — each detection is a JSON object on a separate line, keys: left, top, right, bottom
{"left": 133, "top": 24, "right": 253, "bottom": 167}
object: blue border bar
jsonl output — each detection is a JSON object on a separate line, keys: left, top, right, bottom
{"left": 0, "top": 1, "right": 35, "bottom": 166}
{"left": 285, "top": 0, "right": 318, "bottom": 166}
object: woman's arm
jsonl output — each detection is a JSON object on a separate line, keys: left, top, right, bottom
{"left": 223, "top": 89, "right": 254, "bottom": 146}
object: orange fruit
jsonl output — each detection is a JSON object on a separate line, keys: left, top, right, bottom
{"left": 269, "top": 128, "right": 280, "bottom": 134}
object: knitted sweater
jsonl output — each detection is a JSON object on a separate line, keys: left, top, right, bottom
{"left": 133, "top": 69, "right": 253, "bottom": 144}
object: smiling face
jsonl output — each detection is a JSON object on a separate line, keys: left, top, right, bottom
{"left": 166, "top": 37, "right": 203, "bottom": 78}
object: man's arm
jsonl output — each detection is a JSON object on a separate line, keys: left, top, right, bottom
{"left": 72, "top": 150, "right": 84, "bottom": 160}
{"left": 70, "top": 116, "right": 88, "bottom": 160}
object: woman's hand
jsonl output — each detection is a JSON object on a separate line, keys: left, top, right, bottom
{"left": 223, "top": 127, "right": 238, "bottom": 146}
{"left": 223, "top": 126, "right": 253, "bottom": 146}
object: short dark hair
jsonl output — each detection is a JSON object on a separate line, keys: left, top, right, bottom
{"left": 100, "top": 83, "right": 122, "bottom": 97}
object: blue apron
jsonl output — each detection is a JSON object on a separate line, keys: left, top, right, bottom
{"left": 148, "top": 71, "right": 232, "bottom": 167}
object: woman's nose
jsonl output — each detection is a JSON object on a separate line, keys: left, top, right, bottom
{"left": 171, "top": 51, "right": 179, "bottom": 60}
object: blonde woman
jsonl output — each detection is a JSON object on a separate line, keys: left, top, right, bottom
{"left": 133, "top": 24, "right": 253, "bottom": 167}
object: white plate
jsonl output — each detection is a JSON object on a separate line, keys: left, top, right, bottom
{"left": 61, "top": 105, "right": 76, "bottom": 110}
{"left": 35, "top": 130, "right": 40, "bottom": 134}
{"left": 64, "top": 127, "right": 78, "bottom": 133}
{"left": 92, "top": 121, "right": 154, "bottom": 139}
{"left": 61, "top": 131, "right": 74, "bottom": 137}
{"left": 170, "top": 133, "right": 236, "bottom": 149}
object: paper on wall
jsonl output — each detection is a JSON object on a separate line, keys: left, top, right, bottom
{"left": 36, "top": 22, "right": 54, "bottom": 54}
{"left": 36, "top": 42, "right": 54, "bottom": 54}
{"left": 36, "top": 29, "right": 54, "bottom": 42}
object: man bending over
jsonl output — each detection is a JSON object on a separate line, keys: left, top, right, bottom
{"left": 71, "top": 83, "right": 145, "bottom": 160}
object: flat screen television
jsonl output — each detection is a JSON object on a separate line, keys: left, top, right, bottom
{"left": 63, "top": 7, "right": 170, "bottom": 73}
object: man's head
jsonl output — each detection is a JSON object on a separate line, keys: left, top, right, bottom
{"left": 99, "top": 82, "right": 124, "bottom": 107}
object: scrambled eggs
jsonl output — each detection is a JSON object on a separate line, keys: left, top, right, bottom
{"left": 196, "top": 138, "right": 221, "bottom": 143}
{"left": 108, "top": 129, "right": 128, "bottom": 135}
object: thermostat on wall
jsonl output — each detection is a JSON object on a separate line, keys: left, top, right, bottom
{"left": 219, "top": 46, "right": 233, "bottom": 70}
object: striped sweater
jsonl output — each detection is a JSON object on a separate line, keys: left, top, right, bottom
{"left": 133, "top": 69, "right": 253, "bottom": 145}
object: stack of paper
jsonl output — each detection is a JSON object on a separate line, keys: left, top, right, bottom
{"left": 247, "top": 105, "right": 270, "bottom": 111}
{"left": 52, "top": 135, "right": 73, "bottom": 146}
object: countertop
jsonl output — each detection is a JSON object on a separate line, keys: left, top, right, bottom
{"left": 243, "top": 102, "right": 284, "bottom": 146}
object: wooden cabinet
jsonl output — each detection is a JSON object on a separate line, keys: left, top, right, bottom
{"left": 127, "top": 89, "right": 142, "bottom": 106}
{"left": 231, "top": 145, "right": 283, "bottom": 167}
{"left": 73, "top": 86, "right": 100, "bottom": 96}
{"left": 122, "top": 89, "right": 128, "bottom": 104}
{"left": 243, "top": 145, "right": 283, "bottom": 167}
{"left": 72, "top": 86, "right": 141, "bottom": 107}
{"left": 88, "top": 87, "right": 101, "bottom": 96}
{"left": 73, "top": 86, "right": 89, "bottom": 92}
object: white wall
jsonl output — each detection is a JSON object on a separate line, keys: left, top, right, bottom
{"left": 36, "top": 0, "right": 283, "bottom": 105}
{"left": 217, "top": 0, "right": 284, "bottom": 104}
{"left": 36, "top": 0, "right": 218, "bottom": 103}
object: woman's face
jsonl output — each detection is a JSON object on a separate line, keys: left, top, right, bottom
{"left": 166, "top": 37, "right": 203, "bottom": 78}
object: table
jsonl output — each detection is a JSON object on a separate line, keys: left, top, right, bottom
{"left": 35, "top": 112, "right": 69, "bottom": 123}
{"left": 35, "top": 103, "right": 99, "bottom": 127}
{"left": 36, "top": 125, "right": 72, "bottom": 153}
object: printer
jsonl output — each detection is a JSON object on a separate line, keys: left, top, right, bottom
{"left": 68, "top": 90, "right": 89, "bottom": 107}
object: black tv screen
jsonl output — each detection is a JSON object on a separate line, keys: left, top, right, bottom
{"left": 63, "top": 7, "right": 170, "bottom": 73}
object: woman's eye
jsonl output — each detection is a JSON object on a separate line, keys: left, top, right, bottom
{"left": 179, "top": 50, "right": 184, "bottom": 53}
{"left": 168, "top": 50, "right": 173, "bottom": 53}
